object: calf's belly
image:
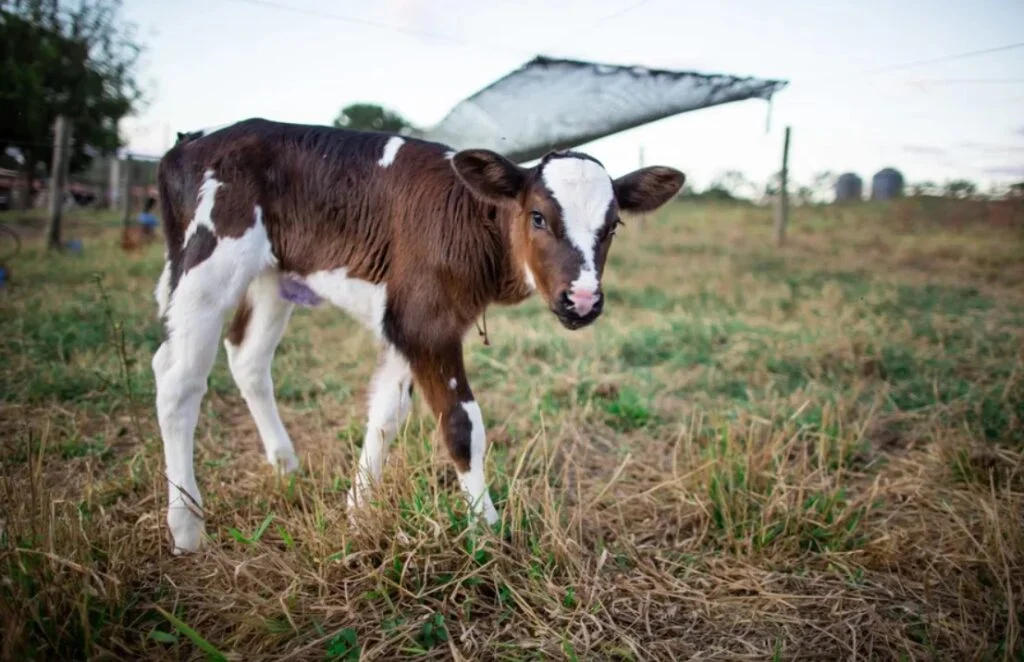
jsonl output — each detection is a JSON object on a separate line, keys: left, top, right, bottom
{"left": 277, "top": 270, "right": 388, "bottom": 340}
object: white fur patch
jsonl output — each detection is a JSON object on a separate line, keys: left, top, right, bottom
{"left": 523, "top": 262, "right": 537, "bottom": 291}
{"left": 349, "top": 346, "right": 413, "bottom": 509}
{"left": 570, "top": 268, "right": 599, "bottom": 296}
{"left": 541, "top": 157, "right": 613, "bottom": 294}
{"left": 167, "top": 207, "right": 276, "bottom": 331}
{"left": 378, "top": 137, "right": 405, "bottom": 168}
{"left": 302, "top": 268, "right": 389, "bottom": 340}
{"left": 448, "top": 378, "right": 458, "bottom": 390}
{"left": 155, "top": 261, "right": 172, "bottom": 318}
{"left": 182, "top": 169, "right": 221, "bottom": 245}
{"left": 458, "top": 400, "right": 498, "bottom": 524}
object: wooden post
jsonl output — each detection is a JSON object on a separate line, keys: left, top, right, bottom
{"left": 46, "top": 115, "right": 71, "bottom": 251}
{"left": 17, "top": 149, "right": 34, "bottom": 211}
{"left": 108, "top": 155, "right": 121, "bottom": 210}
{"left": 121, "top": 153, "right": 134, "bottom": 226}
{"left": 773, "top": 126, "right": 791, "bottom": 247}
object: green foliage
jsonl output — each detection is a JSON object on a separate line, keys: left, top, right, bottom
{"left": 325, "top": 628, "right": 360, "bottom": 661}
{"left": 155, "top": 607, "right": 227, "bottom": 662}
{"left": 414, "top": 612, "right": 448, "bottom": 651}
{"left": 332, "top": 102, "right": 414, "bottom": 134}
{"left": 600, "top": 387, "right": 656, "bottom": 432}
{"left": 0, "top": 0, "right": 144, "bottom": 180}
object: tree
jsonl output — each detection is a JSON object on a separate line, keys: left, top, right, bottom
{"left": 795, "top": 185, "right": 815, "bottom": 206}
{"left": 708, "top": 169, "right": 753, "bottom": 200}
{"left": 810, "top": 170, "right": 836, "bottom": 202}
{"left": 762, "top": 171, "right": 782, "bottom": 198}
{"left": 333, "top": 103, "right": 414, "bottom": 134}
{"left": 0, "top": 0, "right": 144, "bottom": 208}
{"left": 943, "top": 179, "right": 977, "bottom": 200}
{"left": 909, "top": 181, "right": 939, "bottom": 197}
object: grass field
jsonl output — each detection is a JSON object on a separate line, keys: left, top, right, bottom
{"left": 1, "top": 198, "right": 1022, "bottom": 660}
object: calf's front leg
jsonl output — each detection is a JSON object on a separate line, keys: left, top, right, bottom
{"left": 409, "top": 341, "right": 498, "bottom": 525}
{"left": 347, "top": 344, "right": 414, "bottom": 514}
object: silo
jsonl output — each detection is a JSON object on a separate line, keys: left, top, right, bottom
{"left": 834, "top": 172, "right": 863, "bottom": 203}
{"left": 871, "top": 168, "right": 905, "bottom": 201}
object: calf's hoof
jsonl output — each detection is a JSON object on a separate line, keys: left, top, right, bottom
{"left": 168, "top": 506, "right": 205, "bottom": 555}
{"left": 267, "top": 446, "right": 300, "bottom": 474}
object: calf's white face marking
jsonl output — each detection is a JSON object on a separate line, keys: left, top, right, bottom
{"left": 378, "top": 137, "right": 405, "bottom": 168}
{"left": 540, "top": 157, "right": 613, "bottom": 303}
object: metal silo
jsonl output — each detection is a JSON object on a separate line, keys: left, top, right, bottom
{"left": 834, "top": 172, "right": 863, "bottom": 203}
{"left": 871, "top": 168, "right": 905, "bottom": 201}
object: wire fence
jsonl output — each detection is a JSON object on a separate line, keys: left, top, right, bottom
{"left": 0, "top": 153, "right": 160, "bottom": 214}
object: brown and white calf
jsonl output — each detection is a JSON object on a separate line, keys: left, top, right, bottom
{"left": 153, "top": 118, "right": 684, "bottom": 553}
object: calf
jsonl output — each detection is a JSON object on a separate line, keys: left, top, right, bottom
{"left": 153, "top": 118, "right": 684, "bottom": 553}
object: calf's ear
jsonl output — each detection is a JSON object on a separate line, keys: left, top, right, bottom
{"left": 613, "top": 166, "right": 686, "bottom": 214}
{"left": 451, "top": 149, "right": 526, "bottom": 203}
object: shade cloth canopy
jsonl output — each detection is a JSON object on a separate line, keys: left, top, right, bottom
{"left": 420, "top": 55, "right": 788, "bottom": 163}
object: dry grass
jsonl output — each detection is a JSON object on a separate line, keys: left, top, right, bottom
{"left": 1, "top": 200, "right": 1022, "bottom": 661}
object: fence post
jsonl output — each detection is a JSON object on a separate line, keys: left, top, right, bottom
{"left": 46, "top": 115, "right": 71, "bottom": 251}
{"left": 121, "top": 153, "right": 134, "bottom": 226}
{"left": 773, "top": 126, "right": 791, "bottom": 247}
{"left": 108, "top": 155, "right": 121, "bottom": 210}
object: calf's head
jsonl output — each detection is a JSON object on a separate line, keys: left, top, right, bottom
{"left": 452, "top": 149, "right": 685, "bottom": 329}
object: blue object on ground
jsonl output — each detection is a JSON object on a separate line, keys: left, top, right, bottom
{"left": 139, "top": 212, "right": 159, "bottom": 228}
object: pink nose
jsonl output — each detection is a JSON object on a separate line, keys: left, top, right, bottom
{"left": 567, "top": 288, "right": 600, "bottom": 316}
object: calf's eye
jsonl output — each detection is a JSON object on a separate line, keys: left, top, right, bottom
{"left": 600, "top": 221, "right": 619, "bottom": 242}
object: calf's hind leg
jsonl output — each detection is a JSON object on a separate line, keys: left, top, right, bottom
{"left": 224, "top": 272, "right": 299, "bottom": 473}
{"left": 347, "top": 344, "right": 414, "bottom": 515}
{"left": 153, "top": 301, "right": 225, "bottom": 555}
{"left": 153, "top": 202, "right": 276, "bottom": 553}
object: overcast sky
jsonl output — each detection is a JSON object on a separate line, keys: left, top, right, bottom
{"left": 122, "top": 0, "right": 1024, "bottom": 191}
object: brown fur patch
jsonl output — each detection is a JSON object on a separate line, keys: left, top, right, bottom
{"left": 208, "top": 134, "right": 277, "bottom": 239}
{"left": 613, "top": 166, "right": 686, "bottom": 214}
{"left": 227, "top": 296, "right": 252, "bottom": 347}
{"left": 406, "top": 343, "right": 476, "bottom": 472}
{"left": 441, "top": 406, "right": 472, "bottom": 472}
{"left": 180, "top": 225, "right": 217, "bottom": 275}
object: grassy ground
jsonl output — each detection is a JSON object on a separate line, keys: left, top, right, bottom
{"left": 1, "top": 199, "right": 1022, "bottom": 660}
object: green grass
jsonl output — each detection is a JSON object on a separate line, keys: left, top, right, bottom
{"left": 1, "top": 201, "right": 1022, "bottom": 660}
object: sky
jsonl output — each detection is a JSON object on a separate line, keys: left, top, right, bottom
{"left": 121, "top": 0, "right": 1024, "bottom": 193}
